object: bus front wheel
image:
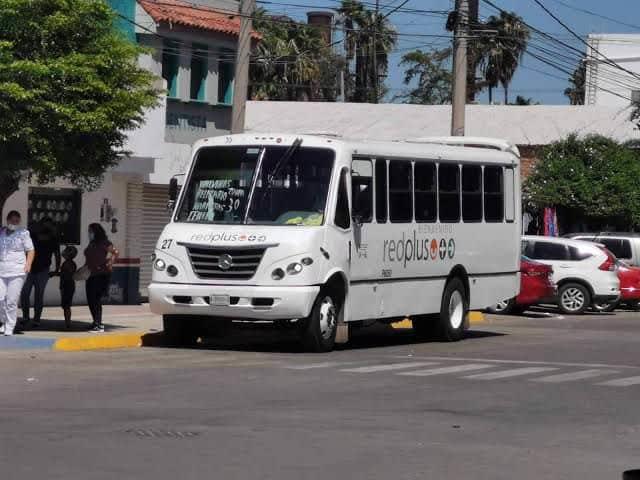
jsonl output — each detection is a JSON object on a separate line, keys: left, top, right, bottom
{"left": 300, "top": 291, "right": 339, "bottom": 353}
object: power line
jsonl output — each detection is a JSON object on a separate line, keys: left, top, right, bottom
{"left": 545, "top": 0, "right": 640, "bottom": 32}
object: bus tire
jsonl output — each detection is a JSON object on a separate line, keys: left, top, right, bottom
{"left": 163, "top": 315, "right": 200, "bottom": 347}
{"left": 435, "top": 277, "right": 468, "bottom": 342}
{"left": 301, "top": 290, "right": 339, "bottom": 353}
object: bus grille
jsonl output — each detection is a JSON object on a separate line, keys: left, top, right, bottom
{"left": 186, "top": 246, "right": 267, "bottom": 280}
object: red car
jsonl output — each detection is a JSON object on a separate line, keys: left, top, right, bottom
{"left": 488, "top": 256, "right": 556, "bottom": 314}
{"left": 593, "top": 262, "right": 640, "bottom": 312}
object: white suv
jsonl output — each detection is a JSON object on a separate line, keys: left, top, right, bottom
{"left": 522, "top": 236, "right": 620, "bottom": 314}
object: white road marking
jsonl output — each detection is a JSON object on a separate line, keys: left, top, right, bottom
{"left": 285, "top": 362, "right": 359, "bottom": 370}
{"left": 391, "top": 356, "right": 640, "bottom": 370}
{"left": 340, "top": 362, "right": 438, "bottom": 373}
{"left": 532, "top": 369, "right": 618, "bottom": 383}
{"left": 463, "top": 367, "right": 557, "bottom": 380}
{"left": 397, "top": 364, "right": 494, "bottom": 377}
{"left": 596, "top": 376, "right": 640, "bottom": 387}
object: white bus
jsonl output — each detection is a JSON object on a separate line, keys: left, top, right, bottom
{"left": 149, "top": 134, "right": 521, "bottom": 352}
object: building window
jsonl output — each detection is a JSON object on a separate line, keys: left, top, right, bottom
{"left": 462, "top": 165, "right": 482, "bottom": 222}
{"left": 414, "top": 162, "right": 436, "bottom": 223}
{"left": 218, "top": 49, "right": 234, "bottom": 105}
{"left": 190, "top": 43, "right": 208, "bottom": 101}
{"left": 389, "top": 160, "right": 413, "bottom": 223}
{"left": 162, "top": 39, "right": 180, "bottom": 98}
{"left": 28, "top": 187, "right": 82, "bottom": 245}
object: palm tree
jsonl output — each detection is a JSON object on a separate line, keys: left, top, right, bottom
{"left": 338, "top": 0, "right": 397, "bottom": 103}
{"left": 479, "top": 11, "right": 530, "bottom": 104}
{"left": 564, "top": 61, "right": 586, "bottom": 105}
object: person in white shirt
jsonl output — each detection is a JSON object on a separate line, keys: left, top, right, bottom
{"left": 0, "top": 211, "right": 35, "bottom": 336}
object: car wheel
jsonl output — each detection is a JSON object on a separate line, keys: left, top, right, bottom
{"left": 625, "top": 300, "right": 640, "bottom": 311}
{"left": 301, "top": 291, "right": 339, "bottom": 353}
{"left": 558, "top": 283, "right": 591, "bottom": 315}
{"left": 162, "top": 315, "right": 200, "bottom": 346}
{"left": 487, "top": 298, "right": 516, "bottom": 314}
{"left": 591, "top": 300, "right": 619, "bottom": 313}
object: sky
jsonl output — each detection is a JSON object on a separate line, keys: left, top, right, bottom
{"left": 262, "top": 0, "right": 640, "bottom": 105}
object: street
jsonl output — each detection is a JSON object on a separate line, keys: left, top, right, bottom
{"left": 2, "top": 309, "right": 640, "bottom": 479}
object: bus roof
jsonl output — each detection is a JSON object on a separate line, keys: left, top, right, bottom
{"left": 193, "top": 134, "right": 520, "bottom": 166}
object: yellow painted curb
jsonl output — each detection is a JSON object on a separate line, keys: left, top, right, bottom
{"left": 53, "top": 332, "right": 145, "bottom": 352}
{"left": 390, "top": 318, "right": 413, "bottom": 329}
{"left": 391, "top": 311, "right": 485, "bottom": 329}
{"left": 468, "top": 311, "right": 486, "bottom": 324}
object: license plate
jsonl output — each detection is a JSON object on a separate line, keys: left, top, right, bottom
{"left": 211, "top": 295, "right": 230, "bottom": 306}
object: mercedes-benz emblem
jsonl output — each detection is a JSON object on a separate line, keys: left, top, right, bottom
{"left": 218, "top": 254, "right": 233, "bottom": 271}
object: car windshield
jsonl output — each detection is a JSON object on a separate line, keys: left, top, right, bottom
{"left": 176, "top": 145, "right": 334, "bottom": 226}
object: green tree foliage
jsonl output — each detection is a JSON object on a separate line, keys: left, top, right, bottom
{"left": 250, "top": 10, "right": 344, "bottom": 101}
{"left": 564, "top": 62, "right": 586, "bottom": 105}
{"left": 524, "top": 135, "right": 640, "bottom": 228}
{"left": 0, "top": 0, "right": 159, "bottom": 214}
{"left": 479, "top": 11, "right": 530, "bottom": 105}
{"left": 339, "top": 0, "right": 397, "bottom": 103}
{"left": 395, "top": 48, "right": 452, "bottom": 105}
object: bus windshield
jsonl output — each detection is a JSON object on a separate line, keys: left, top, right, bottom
{"left": 176, "top": 145, "right": 335, "bottom": 226}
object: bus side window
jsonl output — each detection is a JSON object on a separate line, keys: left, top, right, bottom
{"left": 462, "top": 165, "right": 482, "bottom": 222}
{"left": 484, "top": 166, "right": 504, "bottom": 223}
{"left": 334, "top": 168, "right": 351, "bottom": 229}
{"left": 351, "top": 159, "right": 373, "bottom": 223}
{"left": 375, "top": 159, "right": 388, "bottom": 223}
{"left": 439, "top": 164, "right": 460, "bottom": 222}
{"left": 389, "top": 160, "right": 413, "bottom": 223}
{"left": 505, "top": 167, "right": 515, "bottom": 222}
{"left": 415, "top": 163, "right": 437, "bottom": 223}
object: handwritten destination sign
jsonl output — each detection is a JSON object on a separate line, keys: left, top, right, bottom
{"left": 187, "top": 179, "right": 247, "bottom": 222}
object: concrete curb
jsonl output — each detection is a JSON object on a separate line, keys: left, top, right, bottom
{"left": 391, "top": 311, "right": 486, "bottom": 330}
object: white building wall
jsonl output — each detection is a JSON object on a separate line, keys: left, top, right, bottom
{"left": 585, "top": 34, "right": 640, "bottom": 107}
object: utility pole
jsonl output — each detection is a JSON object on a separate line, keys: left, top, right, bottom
{"left": 372, "top": 0, "right": 379, "bottom": 104}
{"left": 451, "top": 0, "right": 468, "bottom": 136}
{"left": 231, "top": 0, "right": 256, "bottom": 134}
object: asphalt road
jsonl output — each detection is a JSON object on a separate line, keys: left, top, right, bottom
{"left": 2, "top": 309, "right": 640, "bottom": 480}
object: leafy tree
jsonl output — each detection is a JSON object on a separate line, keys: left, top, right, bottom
{"left": 479, "top": 11, "right": 530, "bottom": 104}
{"left": 564, "top": 61, "right": 586, "bottom": 105}
{"left": 250, "top": 10, "right": 343, "bottom": 101}
{"left": 524, "top": 135, "right": 640, "bottom": 229}
{"left": 395, "top": 48, "right": 452, "bottom": 104}
{"left": 0, "top": 0, "right": 159, "bottom": 216}
{"left": 339, "top": 0, "right": 397, "bottom": 103}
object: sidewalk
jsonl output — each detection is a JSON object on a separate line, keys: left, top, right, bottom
{"left": 0, "top": 304, "right": 162, "bottom": 351}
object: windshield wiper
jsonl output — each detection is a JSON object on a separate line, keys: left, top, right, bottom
{"left": 246, "top": 138, "right": 303, "bottom": 224}
{"left": 266, "top": 137, "right": 303, "bottom": 189}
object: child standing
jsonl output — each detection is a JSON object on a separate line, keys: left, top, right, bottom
{"left": 59, "top": 246, "right": 77, "bottom": 330}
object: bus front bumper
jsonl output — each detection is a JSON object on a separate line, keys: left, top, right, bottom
{"left": 148, "top": 283, "right": 320, "bottom": 320}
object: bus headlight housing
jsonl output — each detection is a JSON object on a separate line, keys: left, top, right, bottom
{"left": 154, "top": 258, "right": 166, "bottom": 271}
{"left": 286, "top": 262, "right": 303, "bottom": 275}
{"left": 272, "top": 268, "right": 285, "bottom": 280}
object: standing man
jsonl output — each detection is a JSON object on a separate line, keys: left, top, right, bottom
{"left": 0, "top": 211, "right": 35, "bottom": 336}
{"left": 21, "top": 217, "right": 60, "bottom": 328}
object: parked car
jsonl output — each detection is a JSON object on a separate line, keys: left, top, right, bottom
{"left": 592, "top": 261, "right": 640, "bottom": 312}
{"left": 487, "top": 256, "right": 556, "bottom": 314}
{"left": 521, "top": 236, "right": 620, "bottom": 314}
{"left": 566, "top": 233, "right": 640, "bottom": 267}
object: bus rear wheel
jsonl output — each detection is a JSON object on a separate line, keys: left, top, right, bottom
{"left": 435, "top": 278, "right": 468, "bottom": 341}
{"left": 163, "top": 315, "right": 200, "bottom": 347}
{"left": 300, "top": 291, "right": 339, "bottom": 353}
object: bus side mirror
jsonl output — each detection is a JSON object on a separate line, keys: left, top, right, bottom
{"left": 352, "top": 214, "right": 363, "bottom": 228}
{"left": 169, "top": 177, "right": 179, "bottom": 201}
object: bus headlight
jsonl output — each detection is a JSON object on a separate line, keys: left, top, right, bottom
{"left": 154, "top": 259, "right": 166, "bottom": 271}
{"left": 301, "top": 257, "right": 314, "bottom": 266}
{"left": 166, "top": 265, "right": 179, "bottom": 277}
{"left": 286, "top": 262, "right": 303, "bottom": 275}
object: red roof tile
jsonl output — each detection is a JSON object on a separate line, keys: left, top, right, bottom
{"left": 138, "top": 0, "right": 260, "bottom": 39}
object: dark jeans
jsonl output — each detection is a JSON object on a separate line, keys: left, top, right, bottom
{"left": 86, "top": 274, "right": 110, "bottom": 327}
{"left": 21, "top": 270, "right": 50, "bottom": 323}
